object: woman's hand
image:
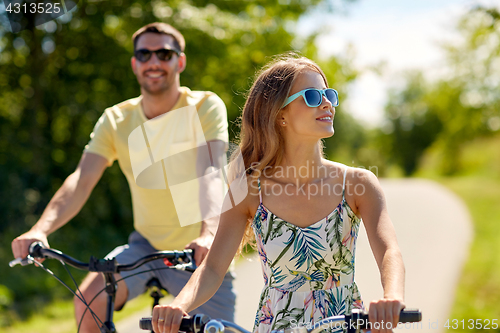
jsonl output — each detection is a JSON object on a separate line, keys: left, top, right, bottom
{"left": 152, "top": 304, "right": 188, "bottom": 333}
{"left": 368, "top": 298, "right": 405, "bottom": 333}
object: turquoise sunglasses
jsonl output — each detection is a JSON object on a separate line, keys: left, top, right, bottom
{"left": 282, "top": 88, "right": 339, "bottom": 108}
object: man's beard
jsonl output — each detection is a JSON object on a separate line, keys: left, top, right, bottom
{"left": 138, "top": 69, "right": 175, "bottom": 96}
{"left": 141, "top": 79, "right": 171, "bottom": 95}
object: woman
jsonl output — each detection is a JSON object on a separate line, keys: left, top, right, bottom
{"left": 152, "top": 54, "right": 405, "bottom": 333}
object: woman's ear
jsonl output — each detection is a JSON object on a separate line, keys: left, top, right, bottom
{"left": 280, "top": 112, "right": 287, "bottom": 126}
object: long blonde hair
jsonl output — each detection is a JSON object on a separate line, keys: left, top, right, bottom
{"left": 233, "top": 53, "right": 329, "bottom": 253}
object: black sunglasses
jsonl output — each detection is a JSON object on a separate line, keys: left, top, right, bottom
{"left": 134, "top": 48, "right": 181, "bottom": 62}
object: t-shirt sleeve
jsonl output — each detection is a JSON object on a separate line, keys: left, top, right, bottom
{"left": 197, "top": 93, "right": 229, "bottom": 144}
{"left": 84, "top": 110, "right": 117, "bottom": 166}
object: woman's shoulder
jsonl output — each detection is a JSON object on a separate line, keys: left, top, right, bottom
{"left": 227, "top": 173, "right": 261, "bottom": 216}
{"left": 320, "top": 159, "right": 345, "bottom": 174}
{"left": 321, "top": 159, "right": 378, "bottom": 184}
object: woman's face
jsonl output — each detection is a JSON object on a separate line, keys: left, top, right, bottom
{"left": 280, "top": 70, "right": 335, "bottom": 140}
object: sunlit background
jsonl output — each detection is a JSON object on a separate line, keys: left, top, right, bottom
{"left": 300, "top": 0, "right": 500, "bottom": 127}
{"left": 1, "top": 0, "right": 499, "bottom": 332}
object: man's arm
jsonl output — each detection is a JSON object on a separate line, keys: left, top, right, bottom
{"left": 11, "top": 152, "right": 108, "bottom": 259}
{"left": 185, "top": 140, "right": 227, "bottom": 265}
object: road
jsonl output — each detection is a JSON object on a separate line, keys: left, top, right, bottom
{"left": 116, "top": 178, "right": 473, "bottom": 333}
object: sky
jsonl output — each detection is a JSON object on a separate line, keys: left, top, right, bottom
{"left": 298, "top": 0, "right": 500, "bottom": 127}
{"left": 2, "top": 0, "right": 498, "bottom": 128}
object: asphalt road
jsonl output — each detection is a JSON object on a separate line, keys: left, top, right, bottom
{"left": 116, "top": 178, "right": 473, "bottom": 333}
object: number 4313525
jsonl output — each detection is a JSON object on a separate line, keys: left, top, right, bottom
{"left": 444, "top": 319, "right": 498, "bottom": 330}
{"left": 5, "top": 2, "right": 61, "bottom": 14}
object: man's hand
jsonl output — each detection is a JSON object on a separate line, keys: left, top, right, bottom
{"left": 184, "top": 234, "right": 214, "bottom": 266}
{"left": 11, "top": 229, "right": 50, "bottom": 261}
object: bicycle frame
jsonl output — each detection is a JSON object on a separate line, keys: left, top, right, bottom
{"left": 10, "top": 242, "right": 196, "bottom": 333}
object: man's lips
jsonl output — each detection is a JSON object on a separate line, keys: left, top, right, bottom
{"left": 144, "top": 71, "right": 166, "bottom": 78}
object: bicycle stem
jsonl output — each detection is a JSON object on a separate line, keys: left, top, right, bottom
{"left": 101, "top": 272, "right": 117, "bottom": 333}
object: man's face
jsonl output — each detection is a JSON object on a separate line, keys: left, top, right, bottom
{"left": 131, "top": 33, "right": 185, "bottom": 96}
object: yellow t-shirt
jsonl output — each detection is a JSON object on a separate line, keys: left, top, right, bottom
{"left": 85, "top": 87, "right": 229, "bottom": 250}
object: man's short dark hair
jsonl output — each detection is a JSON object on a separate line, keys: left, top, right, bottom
{"left": 132, "top": 22, "right": 185, "bottom": 52}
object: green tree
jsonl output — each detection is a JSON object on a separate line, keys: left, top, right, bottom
{"left": 435, "top": 6, "right": 500, "bottom": 174}
{"left": 0, "top": 0, "right": 360, "bottom": 323}
{"left": 379, "top": 6, "right": 500, "bottom": 175}
{"left": 381, "top": 72, "right": 444, "bottom": 175}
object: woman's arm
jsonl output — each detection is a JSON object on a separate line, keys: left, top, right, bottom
{"left": 152, "top": 179, "right": 253, "bottom": 333}
{"left": 354, "top": 169, "right": 405, "bottom": 333}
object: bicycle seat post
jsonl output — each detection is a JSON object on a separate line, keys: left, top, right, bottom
{"left": 145, "top": 278, "right": 167, "bottom": 333}
{"left": 146, "top": 277, "right": 166, "bottom": 309}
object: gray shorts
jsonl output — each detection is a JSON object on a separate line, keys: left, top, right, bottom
{"left": 106, "top": 231, "right": 236, "bottom": 321}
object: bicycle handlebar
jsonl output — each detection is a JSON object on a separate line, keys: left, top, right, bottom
{"left": 139, "top": 309, "right": 422, "bottom": 333}
{"left": 139, "top": 314, "right": 248, "bottom": 333}
{"left": 9, "top": 242, "right": 196, "bottom": 273}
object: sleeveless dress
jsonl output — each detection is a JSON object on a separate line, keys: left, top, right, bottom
{"left": 251, "top": 168, "right": 364, "bottom": 333}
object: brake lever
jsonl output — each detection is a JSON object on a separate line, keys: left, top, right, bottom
{"left": 9, "top": 242, "right": 47, "bottom": 268}
{"left": 185, "top": 250, "right": 197, "bottom": 271}
{"left": 162, "top": 250, "right": 196, "bottom": 271}
{"left": 9, "top": 256, "right": 35, "bottom": 267}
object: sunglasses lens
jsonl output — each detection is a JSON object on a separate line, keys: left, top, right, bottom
{"left": 325, "top": 89, "right": 338, "bottom": 106}
{"left": 135, "top": 50, "right": 152, "bottom": 62}
{"left": 156, "top": 49, "right": 175, "bottom": 61}
{"left": 135, "top": 49, "right": 178, "bottom": 62}
{"left": 304, "top": 89, "right": 322, "bottom": 107}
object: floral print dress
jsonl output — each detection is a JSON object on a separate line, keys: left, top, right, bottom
{"left": 252, "top": 168, "right": 364, "bottom": 333}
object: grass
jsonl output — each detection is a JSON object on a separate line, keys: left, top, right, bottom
{"left": 416, "top": 134, "right": 500, "bottom": 331}
{"left": 6, "top": 134, "right": 500, "bottom": 332}
{"left": 4, "top": 292, "right": 153, "bottom": 333}
{"left": 440, "top": 176, "right": 500, "bottom": 330}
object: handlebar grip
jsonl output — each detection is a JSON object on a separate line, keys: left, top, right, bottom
{"left": 139, "top": 317, "right": 197, "bottom": 332}
{"left": 139, "top": 317, "right": 152, "bottom": 331}
{"left": 398, "top": 309, "right": 422, "bottom": 323}
{"left": 355, "top": 309, "right": 422, "bottom": 323}
{"left": 29, "top": 242, "right": 45, "bottom": 258}
{"left": 179, "top": 316, "right": 195, "bottom": 332}
{"left": 352, "top": 308, "right": 422, "bottom": 329}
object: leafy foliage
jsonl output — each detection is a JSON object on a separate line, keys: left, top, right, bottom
{"left": 0, "top": 0, "right": 361, "bottom": 324}
{"left": 381, "top": 72, "right": 444, "bottom": 175}
{"left": 380, "top": 6, "right": 500, "bottom": 175}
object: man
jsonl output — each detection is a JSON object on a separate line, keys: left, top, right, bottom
{"left": 11, "top": 22, "right": 235, "bottom": 333}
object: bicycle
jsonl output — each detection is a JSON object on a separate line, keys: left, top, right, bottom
{"left": 139, "top": 309, "right": 422, "bottom": 333}
{"left": 9, "top": 241, "right": 196, "bottom": 333}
